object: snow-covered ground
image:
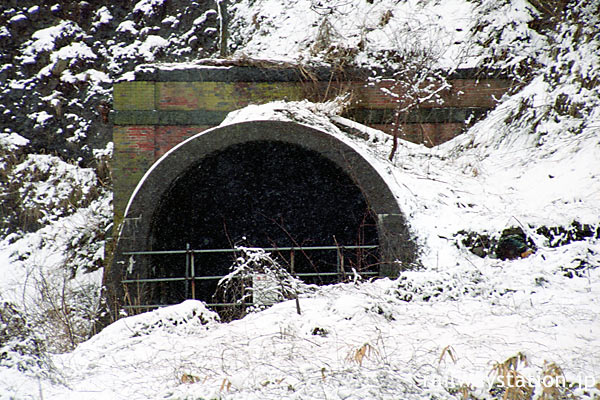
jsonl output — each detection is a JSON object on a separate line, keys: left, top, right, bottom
{"left": 1, "top": 0, "right": 599, "bottom": 399}
{"left": 2, "top": 93, "right": 598, "bottom": 398}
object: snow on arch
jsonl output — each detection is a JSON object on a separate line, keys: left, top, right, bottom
{"left": 109, "top": 108, "right": 417, "bottom": 316}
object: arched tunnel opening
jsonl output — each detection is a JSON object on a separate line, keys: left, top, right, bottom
{"left": 148, "top": 140, "right": 380, "bottom": 308}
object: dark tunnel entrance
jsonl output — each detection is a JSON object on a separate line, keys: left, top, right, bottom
{"left": 149, "top": 140, "right": 380, "bottom": 307}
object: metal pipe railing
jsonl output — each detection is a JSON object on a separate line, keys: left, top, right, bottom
{"left": 123, "top": 244, "right": 378, "bottom": 256}
{"left": 121, "top": 244, "right": 379, "bottom": 310}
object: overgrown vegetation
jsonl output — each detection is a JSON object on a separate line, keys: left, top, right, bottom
{"left": 1, "top": 1, "right": 599, "bottom": 397}
{"left": 0, "top": 0, "right": 222, "bottom": 356}
{"left": 0, "top": 301, "right": 51, "bottom": 374}
{"left": 0, "top": 0, "right": 221, "bottom": 166}
{"left": 457, "top": 222, "right": 599, "bottom": 260}
{"left": 214, "top": 247, "right": 312, "bottom": 320}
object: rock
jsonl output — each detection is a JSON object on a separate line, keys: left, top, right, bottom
{"left": 496, "top": 227, "right": 533, "bottom": 260}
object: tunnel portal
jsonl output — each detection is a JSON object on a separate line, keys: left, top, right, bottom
{"left": 150, "top": 140, "right": 379, "bottom": 305}
{"left": 110, "top": 121, "right": 416, "bottom": 317}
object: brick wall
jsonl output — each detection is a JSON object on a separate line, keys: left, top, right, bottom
{"left": 113, "top": 125, "right": 154, "bottom": 221}
{"left": 155, "top": 126, "right": 211, "bottom": 159}
{"left": 371, "top": 123, "right": 466, "bottom": 147}
{"left": 112, "top": 65, "right": 513, "bottom": 221}
{"left": 352, "top": 79, "right": 513, "bottom": 109}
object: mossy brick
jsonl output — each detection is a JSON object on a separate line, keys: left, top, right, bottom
{"left": 232, "top": 82, "right": 305, "bottom": 106}
{"left": 156, "top": 81, "right": 305, "bottom": 111}
{"left": 370, "top": 123, "right": 464, "bottom": 147}
{"left": 113, "top": 110, "right": 159, "bottom": 125}
{"left": 157, "top": 110, "right": 226, "bottom": 125}
{"left": 113, "top": 125, "right": 156, "bottom": 221}
{"left": 346, "top": 107, "right": 488, "bottom": 124}
{"left": 439, "top": 79, "right": 513, "bottom": 108}
{"left": 113, "top": 157, "right": 154, "bottom": 222}
{"left": 110, "top": 68, "right": 514, "bottom": 223}
{"left": 155, "top": 125, "right": 211, "bottom": 159}
{"left": 351, "top": 79, "right": 512, "bottom": 109}
{"left": 113, "top": 81, "right": 156, "bottom": 111}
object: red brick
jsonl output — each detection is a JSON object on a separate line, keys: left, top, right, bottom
{"left": 371, "top": 123, "right": 464, "bottom": 147}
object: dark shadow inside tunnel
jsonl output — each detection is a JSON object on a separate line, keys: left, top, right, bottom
{"left": 149, "top": 140, "right": 379, "bottom": 307}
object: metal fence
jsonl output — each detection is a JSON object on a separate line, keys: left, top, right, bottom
{"left": 121, "top": 244, "right": 379, "bottom": 310}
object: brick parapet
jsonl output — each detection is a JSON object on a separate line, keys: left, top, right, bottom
{"left": 112, "top": 66, "right": 513, "bottom": 221}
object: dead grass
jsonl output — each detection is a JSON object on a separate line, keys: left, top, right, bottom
{"left": 439, "top": 345, "right": 458, "bottom": 365}
{"left": 489, "top": 353, "right": 533, "bottom": 400}
{"left": 539, "top": 361, "right": 566, "bottom": 400}
{"left": 346, "top": 342, "right": 379, "bottom": 366}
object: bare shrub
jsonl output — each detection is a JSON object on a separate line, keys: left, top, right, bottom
{"left": 489, "top": 352, "right": 534, "bottom": 400}
{"left": 214, "top": 247, "right": 313, "bottom": 320}
{"left": 0, "top": 301, "right": 50, "bottom": 374}
{"left": 26, "top": 266, "right": 102, "bottom": 353}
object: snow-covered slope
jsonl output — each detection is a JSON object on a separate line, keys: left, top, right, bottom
{"left": 229, "top": 0, "right": 476, "bottom": 69}
{"left": 1, "top": 0, "right": 599, "bottom": 399}
{"left": 1, "top": 0, "right": 221, "bottom": 357}
{"left": 6, "top": 95, "right": 596, "bottom": 398}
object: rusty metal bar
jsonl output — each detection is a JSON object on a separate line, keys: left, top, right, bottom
{"left": 122, "top": 277, "right": 187, "bottom": 283}
{"left": 123, "top": 245, "right": 378, "bottom": 256}
{"left": 185, "top": 243, "right": 190, "bottom": 299}
{"left": 121, "top": 245, "right": 379, "bottom": 293}
{"left": 122, "top": 271, "right": 378, "bottom": 284}
{"left": 191, "top": 247, "right": 196, "bottom": 299}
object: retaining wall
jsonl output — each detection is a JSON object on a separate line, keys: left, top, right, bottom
{"left": 112, "top": 63, "right": 513, "bottom": 223}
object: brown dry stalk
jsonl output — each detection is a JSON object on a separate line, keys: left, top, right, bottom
{"left": 220, "top": 378, "right": 232, "bottom": 392}
{"left": 489, "top": 353, "right": 533, "bottom": 400}
{"left": 439, "top": 345, "right": 457, "bottom": 365}
{"left": 347, "top": 343, "right": 379, "bottom": 366}
{"left": 458, "top": 383, "right": 472, "bottom": 400}
{"left": 539, "top": 361, "right": 565, "bottom": 400}
{"left": 180, "top": 373, "right": 200, "bottom": 384}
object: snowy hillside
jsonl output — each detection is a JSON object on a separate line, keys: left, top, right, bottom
{"left": 1, "top": 0, "right": 223, "bottom": 354}
{"left": 1, "top": 0, "right": 600, "bottom": 399}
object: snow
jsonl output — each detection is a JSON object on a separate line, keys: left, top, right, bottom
{"left": 133, "top": 0, "right": 166, "bottom": 17}
{"left": 0, "top": 26, "right": 10, "bottom": 38}
{"left": 134, "top": 61, "right": 232, "bottom": 73}
{"left": 54, "top": 42, "right": 97, "bottom": 64}
{"left": 116, "top": 20, "right": 138, "bottom": 35}
{"left": 0, "top": 191, "right": 109, "bottom": 304}
{"left": 74, "top": 69, "right": 111, "bottom": 84}
{"left": 161, "top": 15, "right": 178, "bottom": 27}
{"left": 89, "top": 91, "right": 600, "bottom": 398}
{"left": 229, "top": 0, "right": 478, "bottom": 69}
{"left": 110, "top": 35, "right": 169, "bottom": 62}
{"left": 92, "top": 6, "right": 113, "bottom": 29}
{"left": 1, "top": 0, "right": 600, "bottom": 398}
{"left": 8, "top": 272, "right": 598, "bottom": 399}
{"left": 20, "top": 21, "right": 82, "bottom": 64}
{"left": 138, "top": 35, "right": 169, "bottom": 59}
{"left": 30, "top": 111, "right": 53, "bottom": 126}
{"left": 37, "top": 41, "right": 99, "bottom": 80}
{"left": 194, "top": 9, "right": 217, "bottom": 26}
{"left": 0, "top": 131, "right": 29, "bottom": 151}
{"left": 8, "top": 14, "right": 27, "bottom": 24}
